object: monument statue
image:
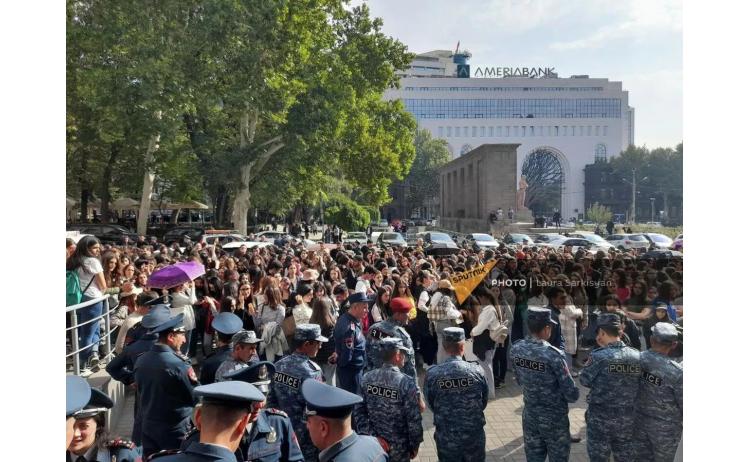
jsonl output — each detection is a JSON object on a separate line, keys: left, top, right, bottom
{"left": 517, "top": 175, "right": 528, "bottom": 210}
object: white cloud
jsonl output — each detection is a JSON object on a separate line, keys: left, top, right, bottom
{"left": 550, "top": 0, "right": 682, "bottom": 51}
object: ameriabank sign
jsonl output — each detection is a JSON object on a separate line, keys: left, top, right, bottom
{"left": 474, "top": 67, "right": 556, "bottom": 78}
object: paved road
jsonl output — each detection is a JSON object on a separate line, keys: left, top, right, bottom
{"left": 113, "top": 367, "right": 590, "bottom": 461}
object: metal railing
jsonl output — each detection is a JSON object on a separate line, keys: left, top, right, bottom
{"left": 66, "top": 295, "right": 115, "bottom": 376}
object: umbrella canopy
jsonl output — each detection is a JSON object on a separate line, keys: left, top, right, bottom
{"left": 169, "top": 200, "right": 209, "bottom": 210}
{"left": 147, "top": 261, "right": 206, "bottom": 289}
{"left": 112, "top": 197, "right": 140, "bottom": 209}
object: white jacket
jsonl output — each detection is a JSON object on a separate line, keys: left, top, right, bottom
{"left": 171, "top": 286, "right": 197, "bottom": 331}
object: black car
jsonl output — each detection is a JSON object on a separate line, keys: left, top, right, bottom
{"left": 163, "top": 226, "right": 207, "bottom": 245}
{"left": 67, "top": 224, "right": 139, "bottom": 246}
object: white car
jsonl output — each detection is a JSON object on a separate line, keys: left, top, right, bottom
{"left": 568, "top": 232, "right": 616, "bottom": 251}
{"left": 222, "top": 241, "right": 274, "bottom": 251}
{"left": 343, "top": 232, "right": 368, "bottom": 244}
{"left": 201, "top": 233, "right": 246, "bottom": 246}
{"left": 642, "top": 233, "right": 674, "bottom": 250}
{"left": 463, "top": 233, "right": 500, "bottom": 250}
{"left": 255, "top": 231, "right": 290, "bottom": 241}
{"left": 605, "top": 234, "right": 651, "bottom": 250}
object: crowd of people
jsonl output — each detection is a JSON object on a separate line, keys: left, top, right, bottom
{"left": 66, "top": 229, "right": 683, "bottom": 461}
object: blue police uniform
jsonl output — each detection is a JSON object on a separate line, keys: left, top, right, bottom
{"left": 266, "top": 325, "right": 326, "bottom": 461}
{"left": 182, "top": 361, "right": 305, "bottom": 462}
{"left": 67, "top": 389, "right": 141, "bottom": 462}
{"left": 151, "top": 381, "right": 266, "bottom": 462}
{"left": 579, "top": 314, "right": 642, "bottom": 462}
{"left": 632, "top": 323, "right": 683, "bottom": 462}
{"left": 424, "top": 328, "right": 489, "bottom": 462}
{"left": 366, "top": 319, "right": 417, "bottom": 379}
{"left": 200, "top": 313, "right": 244, "bottom": 385}
{"left": 134, "top": 314, "right": 199, "bottom": 459}
{"left": 510, "top": 307, "right": 580, "bottom": 462}
{"left": 107, "top": 306, "right": 170, "bottom": 446}
{"left": 334, "top": 293, "right": 369, "bottom": 395}
{"left": 301, "top": 379, "right": 387, "bottom": 462}
{"left": 355, "top": 338, "right": 422, "bottom": 462}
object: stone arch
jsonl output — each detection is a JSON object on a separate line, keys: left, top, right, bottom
{"left": 521, "top": 146, "right": 570, "bottom": 218}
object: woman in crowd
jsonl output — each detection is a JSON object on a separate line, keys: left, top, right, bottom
{"left": 293, "top": 284, "right": 314, "bottom": 325}
{"left": 470, "top": 286, "right": 504, "bottom": 397}
{"left": 168, "top": 281, "right": 197, "bottom": 356}
{"left": 255, "top": 284, "right": 286, "bottom": 341}
{"left": 600, "top": 295, "right": 642, "bottom": 350}
{"left": 310, "top": 297, "right": 337, "bottom": 384}
{"left": 67, "top": 235, "right": 107, "bottom": 369}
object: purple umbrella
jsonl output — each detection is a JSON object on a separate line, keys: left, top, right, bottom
{"left": 147, "top": 261, "right": 206, "bottom": 289}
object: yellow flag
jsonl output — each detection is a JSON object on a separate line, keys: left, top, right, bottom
{"left": 450, "top": 259, "right": 496, "bottom": 305}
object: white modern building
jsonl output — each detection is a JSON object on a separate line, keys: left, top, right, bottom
{"left": 384, "top": 49, "right": 635, "bottom": 221}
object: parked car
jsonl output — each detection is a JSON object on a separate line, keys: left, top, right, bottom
{"left": 417, "top": 231, "right": 459, "bottom": 254}
{"left": 568, "top": 232, "right": 616, "bottom": 251}
{"left": 377, "top": 232, "right": 408, "bottom": 248}
{"left": 605, "top": 234, "right": 650, "bottom": 250}
{"left": 642, "top": 233, "right": 674, "bottom": 250}
{"left": 201, "top": 232, "right": 246, "bottom": 246}
{"left": 462, "top": 233, "right": 500, "bottom": 251}
{"left": 546, "top": 237, "right": 597, "bottom": 254}
{"left": 163, "top": 226, "right": 207, "bottom": 245}
{"left": 221, "top": 241, "right": 274, "bottom": 252}
{"left": 342, "top": 232, "right": 368, "bottom": 244}
{"left": 671, "top": 234, "right": 683, "bottom": 251}
{"left": 532, "top": 233, "right": 566, "bottom": 244}
{"left": 503, "top": 233, "right": 534, "bottom": 246}
{"left": 67, "top": 223, "right": 139, "bottom": 246}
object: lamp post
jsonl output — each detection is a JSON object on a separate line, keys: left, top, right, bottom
{"left": 650, "top": 197, "right": 655, "bottom": 224}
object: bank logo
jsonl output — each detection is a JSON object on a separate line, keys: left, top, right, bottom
{"left": 457, "top": 64, "right": 470, "bottom": 78}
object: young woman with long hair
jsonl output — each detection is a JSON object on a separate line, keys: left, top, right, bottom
{"left": 310, "top": 297, "right": 338, "bottom": 384}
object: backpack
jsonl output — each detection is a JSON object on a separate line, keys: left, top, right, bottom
{"left": 66, "top": 270, "right": 94, "bottom": 306}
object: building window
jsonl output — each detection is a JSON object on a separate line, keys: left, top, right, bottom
{"left": 463, "top": 127, "right": 469, "bottom": 137}
{"left": 513, "top": 126, "right": 519, "bottom": 137}
{"left": 554, "top": 126, "right": 559, "bottom": 136}
{"left": 504, "top": 126, "right": 510, "bottom": 137}
{"left": 521, "top": 126, "right": 526, "bottom": 137}
{"left": 438, "top": 126, "right": 444, "bottom": 137}
{"left": 480, "top": 126, "right": 486, "bottom": 137}
{"left": 446, "top": 126, "right": 452, "bottom": 137}
{"left": 595, "top": 126, "right": 600, "bottom": 136}
{"left": 562, "top": 126, "right": 567, "bottom": 136}
{"left": 530, "top": 126, "right": 535, "bottom": 136}
{"left": 595, "top": 143, "right": 607, "bottom": 161}
{"left": 600, "top": 188, "right": 607, "bottom": 200}
{"left": 603, "top": 125, "right": 608, "bottom": 136}
{"left": 472, "top": 126, "right": 477, "bottom": 137}
{"left": 587, "top": 126, "right": 592, "bottom": 136}
{"left": 488, "top": 126, "right": 494, "bottom": 137}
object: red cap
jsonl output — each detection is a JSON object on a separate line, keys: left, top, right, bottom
{"left": 516, "top": 251, "right": 526, "bottom": 260}
{"left": 390, "top": 297, "right": 412, "bottom": 314}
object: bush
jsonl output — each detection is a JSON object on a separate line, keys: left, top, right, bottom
{"left": 324, "top": 197, "right": 370, "bottom": 231}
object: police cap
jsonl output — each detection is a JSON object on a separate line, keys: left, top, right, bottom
{"left": 380, "top": 337, "right": 410, "bottom": 353}
{"left": 212, "top": 312, "right": 243, "bottom": 336}
{"left": 294, "top": 324, "right": 328, "bottom": 342}
{"left": 527, "top": 307, "right": 558, "bottom": 325}
{"left": 443, "top": 327, "right": 466, "bottom": 342}
{"left": 150, "top": 312, "right": 185, "bottom": 334}
{"left": 73, "top": 388, "right": 113, "bottom": 419}
{"left": 141, "top": 306, "right": 172, "bottom": 329}
{"left": 302, "top": 379, "right": 362, "bottom": 419}
{"left": 596, "top": 313, "right": 621, "bottom": 330}
{"left": 231, "top": 330, "right": 263, "bottom": 346}
{"left": 651, "top": 322, "right": 679, "bottom": 343}
{"left": 193, "top": 381, "right": 265, "bottom": 407}
{"left": 223, "top": 361, "right": 275, "bottom": 393}
{"left": 66, "top": 376, "right": 91, "bottom": 417}
{"left": 347, "top": 292, "right": 372, "bottom": 305}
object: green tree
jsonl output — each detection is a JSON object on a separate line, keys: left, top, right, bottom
{"left": 403, "top": 128, "right": 452, "bottom": 216}
{"left": 324, "top": 194, "right": 371, "bottom": 230}
{"left": 586, "top": 202, "right": 613, "bottom": 226}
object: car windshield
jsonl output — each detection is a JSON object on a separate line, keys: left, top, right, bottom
{"left": 649, "top": 234, "right": 670, "bottom": 242}
{"left": 628, "top": 235, "right": 647, "bottom": 241}
{"left": 348, "top": 232, "right": 366, "bottom": 238}
{"left": 430, "top": 233, "right": 452, "bottom": 241}
{"left": 382, "top": 233, "right": 402, "bottom": 240}
{"left": 512, "top": 234, "right": 532, "bottom": 242}
{"left": 473, "top": 234, "right": 494, "bottom": 241}
{"left": 582, "top": 234, "right": 607, "bottom": 243}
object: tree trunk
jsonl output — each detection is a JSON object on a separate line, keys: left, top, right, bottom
{"left": 100, "top": 144, "right": 119, "bottom": 223}
{"left": 662, "top": 191, "right": 669, "bottom": 222}
{"left": 80, "top": 189, "right": 90, "bottom": 223}
{"left": 137, "top": 113, "right": 162, "bottom": 235}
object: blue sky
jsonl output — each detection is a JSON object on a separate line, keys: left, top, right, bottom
{"left": 355, "top": 0, "right": 682, "bottom": 149}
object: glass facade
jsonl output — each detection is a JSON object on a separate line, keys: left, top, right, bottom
{"left": 403, "top": 86, "right": 604, "bottom": 92}
{"left": 404, "top": 98, "right": 621, "bottom": 120}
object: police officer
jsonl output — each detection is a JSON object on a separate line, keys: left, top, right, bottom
{"left": 182, "top": 362, "right": 305, "bottom": 462}
{"left": 355, "top": 337, "right": 423, "bottom": 462}
{"left": 134, "top": 312, "right": 199, "bottom": 459}
{"left": 215, "top": 330, "right": 263, "bottom": 382}
{"left": 67, "top": 388, "right": 140, "bottom": 462}
{"left": 366, "top": 297, "right": 416, "bottom": 377}
{"left": 200, "top": 312, "right": 243, "bottom": 385}
{"left": 580, "top": 313, "right": 642, "bottom": 462}
{"left": 150, "top": 381, "right": 266, "bottom": 462}
{"left": 510, "top": 307, "right": 580, "bottom": 462}
{"left": 424, "top": 327, "right": 489, "bottom": 462}
{"left": 332, "top": 292, "right": 369, "bottom": 395}
{"left": 301, "top": 379, "right": 387, "bottom": 462}
{"left": 124, "top": 295, "right": 174, "bottom": 347}
{"left": 67, "top": 375, "right": 92, "bottom": 449}
{"left": 632, "top": 323, "right": 683, "bottom": 462}
{"left": 267, "top": 324, "right": 327, "bottom": 461}
{"left": 107, "top": 305, "right": 171, "bottom": 446}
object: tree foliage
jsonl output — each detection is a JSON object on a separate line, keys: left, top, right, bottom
{"left": 66, "top": 1, "right": 417, "bottom": 230}
{"left": 586, "top": 202, "right": 613, "bottom": 225}
{"left": 403, "top": 128, "right": 452, "bottom": 215}
{"left": 324, "top": 193, "right": 371, "bottom": 231}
